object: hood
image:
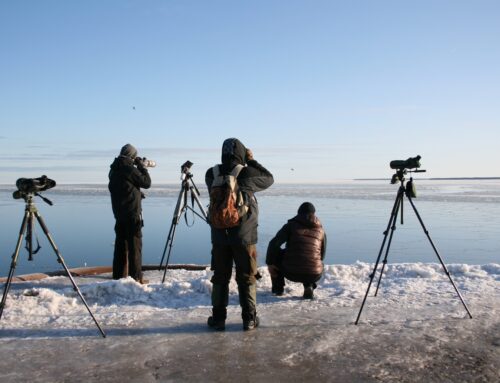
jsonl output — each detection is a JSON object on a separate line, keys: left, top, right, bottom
{"left": 120, "top": 143, "right": 138, "bottom": 159}
{"left": 290, "top": 213, "right": 322, "bottom": 229}
{"left": 110, "top": 156, "right": 133, "bottom": 171}
{"left": 221, "top": 138, "right": 246, "bottom": 171}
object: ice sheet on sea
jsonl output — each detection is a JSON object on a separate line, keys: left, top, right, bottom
{"left": 2, "top": 180, "right": 500, "bottom": 202}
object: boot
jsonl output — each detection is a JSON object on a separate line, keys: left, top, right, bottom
{"left": 269, "top": 266, "right": 285, "bottom": 296}
{"left": 271, "top": 276, "right": 285, "bottom": 296}
{"left": 303, "top": 284, "right": 314, "bottom": 299}
{"left": 239, "top": 284, "right": 258, "bottom": 331}
{"left": 207, "top": 306, "right": 227, "bottom": 331}
{"left": 243, "top": 313, "right": 260, "bottom": 331}
{"left": 271, "top": 286, "right": 284, "bottom": 296}
{"left": 208, "top": 284, "right": 229, "bottom": 331}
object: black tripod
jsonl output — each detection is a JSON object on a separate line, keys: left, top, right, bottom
{"left": 159, "top": 167, "right": 208, "bottom": 283}
{"left": 0, "top": 192, "right": 106, "bottom": 337}
{"left": 355, "top": 172, "right": 473, "bottom": 324}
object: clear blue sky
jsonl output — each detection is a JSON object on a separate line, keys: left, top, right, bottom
{"left": 1, "top": 1, "right": 499, "bottom": 184}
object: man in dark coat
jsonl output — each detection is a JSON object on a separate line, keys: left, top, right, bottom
{"left": 108, "top": 143, "right": 151, "bottom": 283}
{"left": 205, "top": 138, "right": 274, "bottom": 331}
{"left": 266, "top": 202, "right": 327, "bottom": 299}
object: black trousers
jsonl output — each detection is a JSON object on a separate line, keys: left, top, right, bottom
{"left": 113, "top": 218, "right": 143, "bottom": 281}
{"left": 210, "top": 243, "right": 258, "bottom": 321}
{"left": 271, "top": 269, "right": 321, "bottom": 290}
{"left": 270, "top": 249, "right": 321, "bottom": 290}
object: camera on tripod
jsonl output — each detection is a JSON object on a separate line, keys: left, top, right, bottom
{"left": 180, "top": 160, "right": 194, "bottom": 180}
{"left": 390, "top": 155, "right": 426, "bottom": 185}
{"left": 181, "top": 160, "right": 193, "bottom": 174}
{"left": 13, "top": 175, "right": 56, "bottom": 200}
{"left": 159, "top": 160, "right": 208, "bottom": 282}
{"left": 390, "top": 155, "right": 422, "bottom": 171}
{"left": 355, "top": 155, "right": 473, "bottom": 324}
{"left": 1, "top": 175, "right": 106, "bottom": 336}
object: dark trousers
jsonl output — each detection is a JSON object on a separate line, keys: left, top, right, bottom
{"left": 270, "top": 249, "right": 321, "bottom": 291}
{"left": 113, "top": 219, "right": 143, "bottom": 281}
{"left": 271, "top": 269, "right": 321, "bottom": 291}
{"left": 210, "top": 243, "right": 258, "bottom": 321}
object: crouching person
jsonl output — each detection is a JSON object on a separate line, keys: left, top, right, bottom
{"left": 266, "top": 202, "right": 326, "bottom": 299}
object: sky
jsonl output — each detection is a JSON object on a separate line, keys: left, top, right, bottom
{"left": 1, "top": 0, "right": 499, "bottom": 184}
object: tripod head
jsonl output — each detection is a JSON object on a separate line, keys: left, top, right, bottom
{"left": 13, "top": 191, "right": 53, "bottom": 206}
{"left": 390, "top": 155, "right": 426, "bottom": 186}
{"left": 390, "top": 168, "right": 426, "bottom": 186}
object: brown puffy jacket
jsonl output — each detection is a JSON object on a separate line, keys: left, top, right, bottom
{"left": 266, "top": 214, "right": 326, "bottom": 276}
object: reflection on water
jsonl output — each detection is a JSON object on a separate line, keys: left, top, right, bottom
{"left": 1, "top": 181, "right": 499, "bottom": 276}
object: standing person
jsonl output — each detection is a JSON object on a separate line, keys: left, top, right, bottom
{"left": 266, "top": 202, "right": 327, "bottom": 299}
{"left": 205, "top": 138, "right": 274, "bottom": 331}
{"left": 108, "top": 143, "right": 151, "bottom": 283}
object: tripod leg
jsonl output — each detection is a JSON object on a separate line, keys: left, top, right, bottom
{"left": 159, "top": 217, "right": 177, "bottom": 270}
{"left": 27, "top": 213, "right": 34, "bottom": 260}
{"left": 161, "top": 211, "right": 183, "bottom": 283}
{"left": 34, "top": 212, "right": 107, "bottom": 337}
{"left": 159, "top": 186, "right": 187, "bottom": 269}
{"left": 0, "top": 211, "right": 30, "bottom": 320}
{"left": 355, "top": 188, "right": 404, "bottom": 325}
{"left": 374, "top": 195, "right": 402, "bottom": 296}
{"left": 406, "top": 197, "right": 473, "bottom": 318}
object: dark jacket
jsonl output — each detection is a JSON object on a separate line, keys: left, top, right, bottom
{"left": 205, "top": 139, "right": 274, "bottom": 245}
{"left": 266, "top": 214, "right": 326, "bottom": 276}
{"left": 108, "top": 156, "right": 151, "bottom": 222}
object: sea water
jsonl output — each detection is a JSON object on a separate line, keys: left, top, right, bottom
{"left": 0, "top": 180, "right": 499, "bottom": 276}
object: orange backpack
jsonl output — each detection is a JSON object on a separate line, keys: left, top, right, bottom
{"left": 208, "top": 165, "right": 248, "bottom": 228}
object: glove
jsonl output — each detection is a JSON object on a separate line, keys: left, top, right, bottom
{"left": 134, "top": 157, "right": 146, "bottom": 169}
{"left": 245, "top": 149, "right": 254, "bottom": 162}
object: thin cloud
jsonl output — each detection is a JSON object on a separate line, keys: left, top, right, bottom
{"left": 0, "top": 165, "right": 97, "bottom": 171}
{"left": 358, "top": 105, "right": 420, "bottom": 114}
{"left": 254, "top": 145, "right": 368, "bottom": 154}
{"left": 0, "top": 154, "right": 63, "bottom": 161}
{"left": 65, "top": 149, "right": 117, "bottom": 159}
{"left": 69, "top": 147, "right": 219, "bottom": 159}
{"left": 27, "top": 144, "right": 52, "bottom": 149}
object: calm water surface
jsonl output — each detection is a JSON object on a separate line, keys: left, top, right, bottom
{"left": 1, "top": 181, "right": 499, "bottom": 276}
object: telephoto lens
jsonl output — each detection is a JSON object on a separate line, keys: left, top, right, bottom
{"left": 136, "top": 157, "right": 156, "bottom": 168}
{"left": 142, "top": 159, "right": 156, "bottom": 168}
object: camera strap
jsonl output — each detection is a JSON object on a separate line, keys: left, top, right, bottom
{"left": 25, "top": 227, "right": 42, "bottom": 256}
{"left": 183, "top": 191, "right": 196, "bottom": 227}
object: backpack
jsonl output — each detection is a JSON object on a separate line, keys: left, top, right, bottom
{"left": 208, "top": 164, "right": 248, "bottom": 229}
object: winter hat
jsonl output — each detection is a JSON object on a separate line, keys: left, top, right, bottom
{"left": 120, "top": 143, "right": 138, "bottom": 159}
{"left": 298, "top": 202, "right": 316, "bottom": 215}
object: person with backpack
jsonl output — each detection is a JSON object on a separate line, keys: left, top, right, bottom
{"left": 108, "top": 143, "right": 151, "bottom": 284}
{"left": 266, "top": 202, "right": 327, "bottom": 299}
{"left": 205, "top": 138, "right": 274, "bottom": 331}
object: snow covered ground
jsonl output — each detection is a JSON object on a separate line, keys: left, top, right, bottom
{"left": 0, "top": 263, "right": 499, "bottom": 382}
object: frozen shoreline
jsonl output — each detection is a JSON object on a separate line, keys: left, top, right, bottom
{"left": 1, "top": 263, "right": 499, "bottom": 382}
